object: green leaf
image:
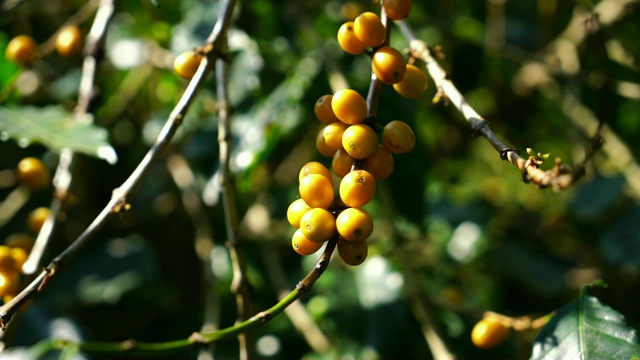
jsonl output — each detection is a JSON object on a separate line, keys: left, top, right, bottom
{"left": 531, "top": 286, "right": 640, "bottom": 360}
{"left": 0, "top": 106, "right": 117, "bottom": 164}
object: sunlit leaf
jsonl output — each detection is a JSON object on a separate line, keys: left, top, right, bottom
{"left": 0, "top": 106, "right": 117, "bottom": 164}
{"left": 531, "top": 286, "right": 640, "bottom": 360}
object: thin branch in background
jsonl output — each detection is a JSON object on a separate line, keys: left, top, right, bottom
{"left": 26, "top": 238, "right": 337, "bottom": 358}
{"left": 213, "top": 6, "right": 254, "bottom": 356}
{"left": 263, "top": 246, "right": 332, "bottom": 353}
{"left": 0, "top": 186, "right": 30, "bottom": 229}
{"left": 0, "top": 0, "right": 238, "bottom": 332}
{"left": 398, "top": 21, "right": 590, "bottom": 191}
{"left": 22, "top": 0, "right": 115, "bottom": 277}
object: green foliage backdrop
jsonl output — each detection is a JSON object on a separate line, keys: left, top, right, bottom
{"left": 1, "top": 0, "right": 640, "bottom": 359}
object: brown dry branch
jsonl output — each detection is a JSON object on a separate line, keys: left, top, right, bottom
{"left": 0, "top": 0, "right": 237, "bottom": 333}
{"left": 398, "top": 21, "right": 591, "bottom": 191}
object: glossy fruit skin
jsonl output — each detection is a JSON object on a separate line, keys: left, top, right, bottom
{"left": 471, "top": 318, "right": 510, "bottom": 349}
{"left": 336, "top": 208, "right": 373, "bottom": 242}
{"left": 316, "top": 128, "right": 337, "bottom": 157}
{"left": 339, "top": 170, "right": 376, "bottom": 208}
{"left": 298, "top": 162, "right": 332, "bottom": 183}
{"left": 382, "top": 120, "right": 416, "bottom": 154}
{"left": 27, "top": 207, "right": 51, "bottom": 234}
{"left": 372, "top": 46, "right": 406, "bottom": 85}
{"left": 323, "top": 122, "right": 349, "bottom": 150}
{"left": 331, "top": 89, "right": 367, "bottom": 125}
{"left": 17, "top": 157, "right": 51, "bottom": 191}
{"left": 299, "top": 174, "right": 334, "bottom": 209}
{"left": 287, "top": 199, "right": 312, "bottom": 228}
{"left": 382, "top": 0, "right": 412, "bottom": 20}
{"left": 332, "top": 148, "right": 355, "bottom": 178}
{"left": 55, "top": 25, "right": 83, "bottom": 57}
{"left": 393, "top": 64, "right": 428, "bottom": 98}
{"left": 342, "top": 124, "right": 378, "bottom": 160}
{"left": 337, "top": 22, "right": 366, "bottom": 55}
{"left": 174, "top": 50, "right": 202, "bottom": 79}
{"left": 354, "top": 12, "right": 385, "bottom": 48}
{"left": 292, "top": 229, "right": 324, "bottom": 255}
{"left": 5, "top": 35, "right": 38, "bottom": 65}
{"left": 300, "top": 208, "right": 336, "bottom": 243}
{"left": 314, "top": 95, "right": 339, "bottom": 124}
{"left": 337, "top": 237, "right": 368, "bottom": 266}
{"left": 365, "top": 144, "right": 394, "bottom": 179}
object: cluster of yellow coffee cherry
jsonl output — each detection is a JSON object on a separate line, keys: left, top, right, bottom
{"left": 0, "top": 158, "right": 52, "bottom": 302}
{"left": 471, "top": 317, "right": 511, "bottom": 349}
{"left": 285, "top": 0, "right": 424, "bottom": 266}
{"left": 5, "top": 25, "right": 84, "bottom": 66}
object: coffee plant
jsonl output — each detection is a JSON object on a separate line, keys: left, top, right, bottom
{"left": 1, "top": 0, "right": 640, "bottom": 358}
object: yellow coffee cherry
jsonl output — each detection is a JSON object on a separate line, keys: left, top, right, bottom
{"left": 0, "top": 246, "right": 17, "bottom": 273}
{"left": 287, "top": 199, "right": 312, "bottom": 228}
{"left": 55, "top": 25, "right": 83, "bottom": 57}
{"left": 298, "top": 162, "right": 332, "bottom": 183}
{"left": 323, "top": 122, "right": 349, "bottom": 150}
{"left": 471, "top": 317, "right": 510, "bottom": 349}
{"left": 341, "top": 124, "right": 378, "bottom": 160}
{"left": 339, "top": 170, "right": 376, "bottom": 208}
{"left": 332, "top": 148, "right": 355, "bottom": 178}
{"left": 299, "top": 174, "right": 334, "bottom": 209}
{"left": 292, "top": 229, "right": 324, "bottom": 255}
{"left": 174, "top": 50, "right": 202, "bottom": 79}
{"left": 5, "top": 35, "right": 38, "bottom": 66}
{"left": 382, "top": 120, "right": 416, "bottom": 154}
{"left": 27, "top": 207, "right": 51, "bottom": 234}
{"left": 316, "top": 128, "right": 338, "bottom": 157}
{"left": 382, "top": 0, "right": 412, "bottom": 20}
{"left": 300, "top": 208, "right": 336, "bottom": 243}
{"left": 314, "top": 95, "right": 340, "bottom": 124}
{"left": 11, "top": 248, "right": 28, "bottom": 271}
{"left": 337, "top": 237, "right": 368, "bottom": 266}
{"left": 0, "top": 272, "right": 20, "bottom": 297}
{"left": 364, "top": 144, "right": 394, "bottom": 179}
{"left": 17, "top": 157, "right": 51, "bottom": 191}
{"left": 336, "top": 208, "right": 373, "bottom": 242}
{"left": 372, "top": 46, "right": 406, "bottom": 85}
{"left": 354, "top": 12, "right": 386, "bottom": 48}
{"left": 337, "top": 22, "right": 366, "bottom": 55}
{"left": 331, "top": 89, "right": 368, "bottom": 125}
{"left": 393, "top": 64, "right": 428, "bottom": 98}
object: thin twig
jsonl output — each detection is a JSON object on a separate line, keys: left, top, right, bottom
{"left": 0, "top": 0, "right": 238, "bottom": 331}
{"left": 213, "top": 5, "right": 253, "bottom": 355}
{"left": 29, "top": 238, "right": 337, "bottom": 358}
{"left": 22, "top": 0, "right": 115, "bottom": 276}
{"left": 398, "top": 21, "right": 583, "bottom": 191}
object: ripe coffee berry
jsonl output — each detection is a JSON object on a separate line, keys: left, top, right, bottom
{"left": 292, "top": 229, "right": 324, "bottom": 255}
{"left": 382, "top": 0, "right": 412, "bottom": 20}
{"left": 471, "top": 317, "right": 510, "bottom": 349}
{"left": 314, "top": 95, "right": 340, "bottom": 124}
{"left": 300, "top": 208, "right": 337, "bottom": 243}
{"left": 372, "top": 46, "right": 406, "bottom": 85}
{"left": 287, "top": 199, "right": 312, "bottom": 228}
{"left": 337, "top": 22, "right": 366, "bottom": 55}
{"left": 17, "top": 157, "right": 50, "bottom": 191}
{"left": 323, "top": 122, "right": 349, "bottom": 150}
{"left": 316, "top": 128, "right": 337, "bottom": 157}
{"left": 382, "top": 120, "right": 416, "bottom": 154}
{"left": 337, "top": 237, "right": 368, "bottom": 266}
{"left": 342, "top": 123, "right": 378, "bottom": 160}
{"left": 354, "top": 12, "right": 385, "bottom": 48}
{"left": 27, "top": 207, "right": 51, "bottom": 234}
{"left": 332, "top": 148, "right": 355, "bottom": 178}
{"left": 55, "top": 25, "right": 83, "bottom": 57}
{"left": 336, "top": 208, "right": 373, "bottom": 242}
{"left": 299, "top": 174, "right": 334, "bottom": 209}
{"left": 174, "top": 50, "right": 202, "bottom": 79}
{"left": 393, "top": 64, "right": 428, "bottom": 98}
{"left": 339, "top": 170, "right": 376, "bottom": 208}
{"left": 364, "top": 144, "right": 394, "bottom": 179}
{"left": 331, "top": 89, "right": 367, "bottom": 125}
{"left": 5, "top": 35, "right": 38, "bottom": 66}
{"left": 298, "top": 162, "right": 332, "bottom": 183}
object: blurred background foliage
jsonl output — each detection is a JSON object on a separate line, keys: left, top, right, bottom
{"left": 1, "top": 0, "right": 639, "bottom": 358}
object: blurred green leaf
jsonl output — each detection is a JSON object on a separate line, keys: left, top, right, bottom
{"left": 0, "top": 106, "right": 117, "bottom": 164}
{"left": 531, "top": 289, "right": 640, "bottom": 360}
